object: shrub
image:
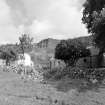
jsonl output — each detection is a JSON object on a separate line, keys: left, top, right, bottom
{"left": 0, "top": 48, "right": 18, "bottom": 66}
{"left": 67, "top": 67, "right": 105, "bottom": 82}
{"left": 43, "top": 66, "right": 85, "bottom": 80}
{"left": 88, "top": 68, "right": 105, "bottom": 81}
{"left": 43, "top": 66, "right": 65, "bottom": 80}
{"left": 55, "top": 39, "right": 90, "bottom": 66}
{"left": 43, "top": 65, "right": 105, "bottom": 82}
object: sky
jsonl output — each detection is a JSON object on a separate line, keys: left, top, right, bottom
{"left": 0, "top": 0, "right": 88, "bottom": 44}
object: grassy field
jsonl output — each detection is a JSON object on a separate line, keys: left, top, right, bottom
{"left": 0, "top": 70, "right": 105, "bottom": 105}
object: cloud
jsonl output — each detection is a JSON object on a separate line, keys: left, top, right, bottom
{"left": 0, "top": 0, "right": 87, "bottom": 43}
{"left": 27, "top": 0, "right": 87, "bottom": 41}
{"left": 45, "top": 1, "right": 87, "bottom": 37}
{"left": 29, "top": 20, "right": 52, "bottom": 34}
{"left": 0, "top": 0, "right": 27, "bottom": 44}
{"left": 0, "top": 0, "right": 17, "bottom": 44}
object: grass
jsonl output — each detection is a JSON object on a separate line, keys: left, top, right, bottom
{"left": 0, "top": 66, "right": 105, "bottom": 105}
{"left": 1, "top": 48, "right": 105, "bottom": 105}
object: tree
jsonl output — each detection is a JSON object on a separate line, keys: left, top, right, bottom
{"left": 55, "top": 39, "right": 90, "bottom": 66}
{"left": 82, "top": 0, "right": 105, "bottom": 66}
{"left": 19, "top": 34, "right": 34, "bottom": 54}
{"left": 0, "top": 47, "right": 18, "bottom": 66}
{"left": 82, "top": 0, "right": 105, "bottom": 33}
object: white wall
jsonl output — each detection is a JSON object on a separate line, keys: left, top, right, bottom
{"left": 17, "top": 53, "right": 34, "bottom": 67}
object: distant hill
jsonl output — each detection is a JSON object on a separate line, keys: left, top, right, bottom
{"left": 0, "top": 35, "right": 93, "bottom": 56}
{"left": 31, "top": 36, "right": 93, "bottom": 60}
{"left": 33, "top": 38, "right": 60, "bottom": 55}
{"left": 74, "top": 35, "right": 93, "bottom": 47}
{"left": 0, "top": 36, "right": 93, "bottom": 65}
{"left": 35, "top": 35, "right": 93, "bottom": 49}
{"left": 36, "top": 38, "right": 60, "bottom": 49}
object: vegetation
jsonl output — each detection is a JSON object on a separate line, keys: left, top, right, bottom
{"left": 43, "top": 65, "right": 105, "bottom": 83}
{"left": 82, "top": 0, "right": 105, "bottom": 66}
{"left": 55, "top": 39, "right": 90, "bottom": 66}
{"left": 0, "top": 32, "right": 105, "bottom": 84}
{"left": 0, "top": 34, "right": 34, "bottom": 66}
{"left": 19, "top": 34, "right": 34, "bottom": 54}
{"left": 0, "top": 46, "right": 18, "bottom": 66}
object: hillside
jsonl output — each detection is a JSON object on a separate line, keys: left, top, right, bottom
{"left": 34, "top": 35, "right": 93, "bottom": 52}
{"left": 36, "top": 38, "right": 60, "bottom": 50}
{"left": 35, "top": 36, "right": 93, "bottom": 49}
{"left": 0, "top": 36, "right": 93, "bottom": 64}
{"left": 0, "top": 35, "right": 93, "bottom": 55}
{"left": 75, "top": 35, "right": 93, "bottom": 47}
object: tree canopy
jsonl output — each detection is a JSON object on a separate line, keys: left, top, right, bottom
{"left": 55, "top": 39, "right": 90, "bottom": 66}
{"left": 0, "top": 46, "right": 18, "bottom": 65}
{"left": 19, "top": 34, "right": 34, "bottom": 54}
{"left": 82, "top": 0, "right": 105, "bottom": 66}
{"left": 82, "top": 0, "right": 105, "bottom": 48}
{"left": 82, "top": 0, "right": 105, "bottom": 33}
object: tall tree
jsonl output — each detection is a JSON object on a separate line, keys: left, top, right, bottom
{"left": 82, "top": 0, "right": 105, "bottom": 66}
{"left": 82, "top": 0, "right": 105, "bottom": 33}
{"left": 19, "top": 34, "right": 34, "bottom": 54}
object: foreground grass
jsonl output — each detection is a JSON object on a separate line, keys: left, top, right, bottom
{"left": 0, "top": 70, "right": 105, "bottom": 105}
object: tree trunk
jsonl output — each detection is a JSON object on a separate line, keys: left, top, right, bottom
{"left": 21, "top": 45, "right": 24, "bottom": 55}
{"left": 97, "top": 48, "right": 104, "bottom": 67}
{"left": 6, "top": 59, "right": 10, "bottom": 66}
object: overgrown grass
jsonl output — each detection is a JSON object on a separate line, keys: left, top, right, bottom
{"left": 43, "top": 66, "right": 105, "bottom": 83}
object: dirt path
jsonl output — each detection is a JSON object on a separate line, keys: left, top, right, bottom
{"left": 0, "top": 71, "right": 105, "bottom": 105}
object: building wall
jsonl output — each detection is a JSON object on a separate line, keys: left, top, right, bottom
{"left": 0, "top": 59, "right": 5, "bottom": 66}
{"left": 17, "top": 53, "right": 34, "bottom": 67}
{"left": 76, "top": 56, "right": 98, "bottom": 68}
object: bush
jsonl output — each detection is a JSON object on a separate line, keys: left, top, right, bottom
{"left": 88, "top": 68, "right": 105, "bottom": 81}
{"left": 43, "top": 66, "right": 105, "bottom": 82}
{"left": 67, "top": 67, "right": 105, "bottom": 82}
{"left": 43, "top": 66, "right": 86, "bottom": 80}
{"left": 43, "top": 66, "right": 64, "bottom": 80}
{"left": 55, "top": 39, "right": 90, "bottom": 66}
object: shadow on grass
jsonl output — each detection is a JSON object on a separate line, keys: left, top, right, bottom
{"left": 45, "top": 78, "right": 105, "bottom": 93}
